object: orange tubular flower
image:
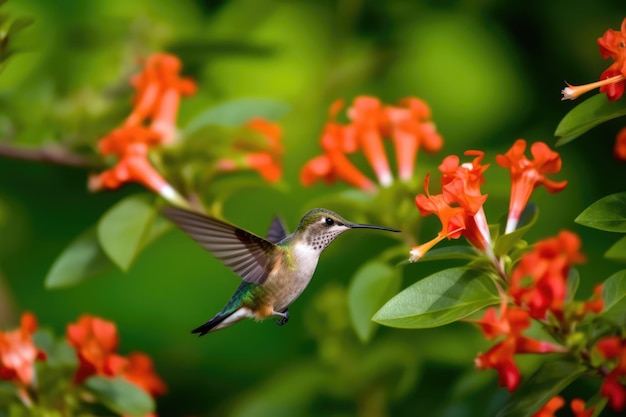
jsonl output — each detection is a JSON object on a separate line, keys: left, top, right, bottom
{"left": 496, "top": 140, "right": 567, "bottom": 234}
{"left": 105, "top": 353, "right": 167, "bottom": 397}
{"left": 300, "top": 155, "right": 336, "bottom": 186}
{"left": 509, "top": 230, "right": 585, "bottom": 320}
{"left": 596, "top": 336, "right": 626, "bottom": 412}
{"left": 414, "top": 175, "right": 467, "bottom": 238}
{"left": 385, "top": 98, "right": 443, "bottom": 181}
{"left": 570, "top": 399, "right": 594, "bottom": 417}
{"left": 438, "top": 151, "right": 492, "bottom": 252}
{"left": 473, "top": 305, "right": 565, "bottom": 392}
{"left": 474, "top": 336, "right": 563, "bottom": 392}
{"left": 0, "top": 313, "right": 45, "bottom": 387}
{"left": 475, "top": 305, "right": 529, "bottom": 340}
{"left": 126, "top": 53, "right": 197, "bottom": 144}
{"left": 410, "top": 174, "right": 467, "bottom": 262}
{"left": 597, "top": 17, "right": 626, "bottom": 101}
{"left": 410, "top": 151, "right": 492, "bottom": 261}
{"left": 67, "top": 314, "right": 167, "bottom": 403}
{"left": 474, "top": 337, "right": 520, "bottom": 391}
{"left": 319, "top": 123, "right": 376, "bottom": 191}
{"left": 614, "top": 127, "right": 626, "bottom": 161}
{"left": 562, "top": 17, "right": 626, "bottom": 100}
{"left": 91, "top": 52, "right": 193, "bottom": 207}
{"left": 602, "top": 376, "right": 626, "bottom": 412}
{"left": 66, "top": 315, "right": 119, "bottom": 383}
{"left": 439, "top": 151, "right": 489, "bottom": 201}
{"left": 216, "top": 118, "right": 285, "bottom": 183}
{"left": 347, "top": 96, "right": 393, "bottom": 186}
{"left": 301, "top": 104, "right": 375, "bottom": 191}
{"left": 89, "top": 127, "right": 187, "bottom": 206}
{"left": 532, "top": 396, "right": 564, "bottom": 417}
{"left": 301, "top": 96, "right": 443, "bottom": 192}
{"left": 244, "top": 153, "right": 281, "bottom": 182}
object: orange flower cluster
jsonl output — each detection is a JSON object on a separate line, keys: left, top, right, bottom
{"left": 410, "top": 139, "right": 567, "bottom": 261}
{"left": 89, "top": 53, "right": 195, "bottom": 206}
{"left": 597, "top": 17, "right": 626, "bottom": 101}
{"left": 216, "top": 117, "right": 284, "bottom": 183}
{"left": 472, "top": 230, "right": 624, "bottom": 414}
{"left": 125, "top": 54, "right": 196, "bottom": 143}
{"left": 301, "top": 96, "right": 443, "bottom": 192}
{"left": 532, "top": 396, "right": 594, "bottom": 417}
{"left": 496, "top": 140, "right": 567, "bottom": 234}
{"left": 509, "top": 230, "right": 588, "bottom": 320}
{"left": 473, "top": 231, "right": 598, "bottom": 392}
{"left": 0, "top": 313, "right": 45, "bottom": 388}
{"left": 561, "top": 17, "right": 626, "bottom": 161}
{"left": 561, "top": 17, "right": 626, "bottom": 101}
{"left": 596, "top": 336, "right": 626, "bottom": 411}
{"left": 474, "top": 304, "right": 565, "bottom": 391}
{"left": 0, "top": 312, "right": 166, "bottom": 414}
{"left": 518, "top": 233, "right": 601, "bottom": 315}
{"left": 67, "top": 314, "right": 118, "bottom": 383}
{"left": 410, "top": 151, "right": 491, "bottom": 261}
{"left": 408, "top": 141, "right": 619, "bottom": 407}
{"left": 67, "top": 315, "right": 166, "bottom": 397}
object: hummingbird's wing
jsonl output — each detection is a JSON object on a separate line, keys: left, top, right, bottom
{"left": 162, "top": 207, "right": 277, "bottom": 285}
{"left": 266, "top": 215, "right": 288, "bottom": 243}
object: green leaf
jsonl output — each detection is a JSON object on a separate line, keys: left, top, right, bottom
{"left": 373, "top": 267, "right": 500, "bottom": 329}
{"left": 555, "top": 93, "right": 626, "bottom": 146}
{"left": 184, "top": 98, "right": 290, "bottom": 134}
{"left": 419, "top": 246, "right": 481, "bottom": 262}
{"left": 85, "top": 376, "right": 154, "bottom": 417}
{"left": 347, "top": 260, "right": 402, "bottom": 343}
{"left": 32, "top": 330, "right": 77, "bottom": 368}
{"left": 494, "top": 203, "right": 538, "bottom": 257}
{"left": 144, "top": 210, "right": 173, "bottom": 244}
{"left": 97, "top": 194, "right": 161, "bottom": 272}
{"left": 605, "top": 235, "right": 626, "bottom": 263}
{"left": 575, "top": 192, "right": 626, "bottom": 232}
{"left": 7, "top": 17, "right": 34, "bottom": 36}
{"left": 45, "top": 227, "right": 113, "bottom": 288}
{"left": 496, "top": 359, "right": 587, "bottom": 417}
{"left": 600, "top": 269, "right": 626, "bottom": 325}
{"left": 566, "top": 268, "right": 580, "bottom": 303}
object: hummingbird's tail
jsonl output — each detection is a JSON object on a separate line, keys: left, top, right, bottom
{"left": 191, "top": 307, "right": 253, "bottom": 336}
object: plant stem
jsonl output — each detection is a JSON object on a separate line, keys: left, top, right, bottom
{"left": 0, "top": 142, "right": 100, "bottom": 168}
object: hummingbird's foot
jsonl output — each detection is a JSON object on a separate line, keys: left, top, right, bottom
{"left": 274, "top": 308, "right": 289, "bottom": 326}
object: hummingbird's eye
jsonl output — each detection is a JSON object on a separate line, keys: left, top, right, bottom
{"left": 325, "top": 217, "right": 334, "bottom": 226}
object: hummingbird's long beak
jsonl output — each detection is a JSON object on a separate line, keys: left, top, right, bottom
{"left": 348, "top": 223, "right": 401, "bottom": 233}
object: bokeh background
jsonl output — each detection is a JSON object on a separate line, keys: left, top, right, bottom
{"left": 0, "top": 0, "right": 624, "bottom": 416}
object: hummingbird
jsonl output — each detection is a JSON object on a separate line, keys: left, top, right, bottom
{"left": 162, "top": 206, "right": 400, "bottom": 335}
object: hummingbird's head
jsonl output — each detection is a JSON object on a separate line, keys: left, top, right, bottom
{"left": 297, "top": 208, "right": 400, "bottom": 252}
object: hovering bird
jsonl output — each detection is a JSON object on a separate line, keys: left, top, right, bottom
{"left": 163, "top": 207, "right": 400, "bottom": 335}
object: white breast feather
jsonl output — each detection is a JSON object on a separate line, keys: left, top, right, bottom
{"left": 276, "top": 242, "right": 320, "bottom": 308}
{"left": 293, "top": 242, "right": 320, "bottom": 277}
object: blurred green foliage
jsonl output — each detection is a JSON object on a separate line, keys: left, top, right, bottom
{"left": 1, "top": 0, "right": 625, "bottom": 416}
